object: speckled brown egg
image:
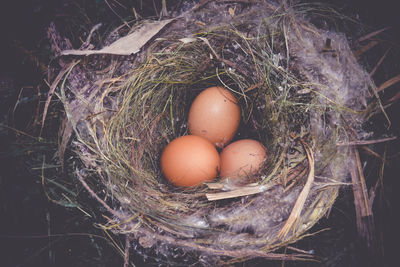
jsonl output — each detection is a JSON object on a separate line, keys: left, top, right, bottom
{"left": 188, "top": 86, "right": 240, "bottom": 148}
{"left": 161, "top": 135, "right": 220, "bottom": 187}
{"left": 220, "top": 139, "right": 267, "bottom": 179}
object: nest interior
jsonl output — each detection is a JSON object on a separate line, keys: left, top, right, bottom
{"left": 51, "top": 0, "right": 373, "bottom": 264}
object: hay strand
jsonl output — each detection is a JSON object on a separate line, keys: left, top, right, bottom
{"left": 350, "top": 146, "right": 377, "bottom": 251}
{"left": 336, "top": 136, "right": 397, "bottom": 146}
{"left": 277, "top": 141, "right": 315, "bottom": 238}
{"left": 358, "top": 27, "right": 390, "bottom": 42}
{"left": 41, "top": 63, "right": 76, "bottom": 135}
{"left": 369, "top": 47, "right": 391, "bottom": 77}
{"left": 206, "top": 184, "right": 269, "bottom": 201}
{"left": 377, "top": 74, "right": 400, "bottom": 93}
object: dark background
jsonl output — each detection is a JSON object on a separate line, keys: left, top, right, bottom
{"left": 1, "top": 1, "right": 399, "bottom": 266}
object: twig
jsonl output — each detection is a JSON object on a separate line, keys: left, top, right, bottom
{"left": 376, "top": 73, "right": 400, "bottom": 93}
{"left": 366, "top": 79, "right": 391, "bottom": 128}
{"left": 387, "top": 91, "right": 400, "bottom": 103}
{"left": 123, "top": 235, "right": 131, "bottom": 267}
{"left": 198, "top": 37, "right": 250, "bottom": 77}
{"left": 190, "top": 0, "right": 211, "bottom": 12}
{"left": 354, "top": 40, "right": 378, "bottom": 58}
{"left": 244, "top": 82, "right": 264, "bottom": 92}
{"left": 358, "top": 27, "right": 390, "bottom": 42}
{"left": 359, "top": 146, "right": 385, "bottom": 161}
{"left": 336, "top": 136, "right": 397, "bottom": 146}
{"left": 220, "top": 58, "right": 250, "bottom": 77}
{"left": 354, "top": 148, "right": 371, "bottom": 217}
{"left": 369, "top": 46, "right": 391, "bottom": 77}
{"left": 80, "top": 23, "right": 102, "bottom": 49}
{"left": 0, "top": 123, "right": 40, "bottom": 140}
{"left": 76, "top": 170, "right": 122, "bottom": 219}
{"left": 350, "top": 147, "right": 376, "bottom": 251}
{"left": 368, "top": 147, "right": 386, "bottom": 210}
{"left": 105, "top": 0, "right": 130, "bottom": 29}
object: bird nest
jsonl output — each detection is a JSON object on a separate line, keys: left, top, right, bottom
{"left": 49, "top": 0, "right": 375, "bottom": 265}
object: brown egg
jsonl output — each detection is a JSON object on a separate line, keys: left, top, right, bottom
{"left": 188, "top": 86, "right": 240, "bottom": 148}
{"left": 161, "top": 135, "right": 220, "bottom": 187}
{"left": 220, "top": 139, "right": 267, "bottom": 179}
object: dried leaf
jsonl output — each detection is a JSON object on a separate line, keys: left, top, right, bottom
{"left": 61, "top": 19, "right": 174, "bottom": 56}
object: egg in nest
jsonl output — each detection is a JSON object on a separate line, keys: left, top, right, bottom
{"left": 188, "top": 86, "right": 240, "bottom": 148}
{"left": 220, "top": 139, "right": 267, "bottom": 179}
{"left": 161, "top": 135, "right": 220, "bottom": 187}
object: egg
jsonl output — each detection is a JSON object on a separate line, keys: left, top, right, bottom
{"left": 188, "top": 86, "right": 240, "bottom": 148}
{"left": 220, "top": 139, "right": 267, "bottom": 179}
{"left": 161, "top": 135, "right": 220, "bottom": 187}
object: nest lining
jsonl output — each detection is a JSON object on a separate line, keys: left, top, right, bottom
{"left": 55, "top": 0, "right": 372, "bottom": 264}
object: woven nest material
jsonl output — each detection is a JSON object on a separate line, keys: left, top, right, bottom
{"left": 52, "top": 0, "right": 374, "bottom": 265}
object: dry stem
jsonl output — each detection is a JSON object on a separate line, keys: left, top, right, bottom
{"left": 277, "top": 141, "right": 315, "bottom": 238}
